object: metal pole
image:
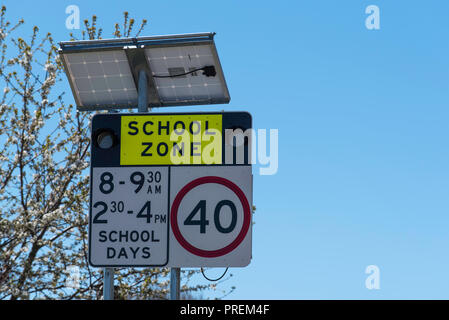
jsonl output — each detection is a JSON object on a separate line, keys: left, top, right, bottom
{"left": 137, "top": 69, "right": 182, "bottom": 300}
{"left": 170, "top": 267, "right": 180, "bottom": 300}
{"left": 101, "top": 68, "right": 148, "bottom": 301}
{"left": 137, "top": 68, "right": 181, "bottom": 299}
{"left": 103, "top": 267, "right": 114, "bottom": 300}
{"left": 137, "top": 68, "right": 182, "bottom": 300}
{"left": 138, "top": 69, "right": 148, "bottom": 113}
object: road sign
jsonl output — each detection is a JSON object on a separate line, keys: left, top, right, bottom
{"left": 120, "top": 113, "right": 223, "bottom": 165}
{"left": 169, "top": 166, "right": 252, "bottom": 267}
{"left": 89, "top": 167, "right": 170, "bottom": 267}
{"left": 89, "top": 112, "right": 252, "bottom": 267}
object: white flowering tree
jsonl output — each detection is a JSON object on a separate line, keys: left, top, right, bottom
{"left": 0, "top": 7, "right": 233, "bottom": 300}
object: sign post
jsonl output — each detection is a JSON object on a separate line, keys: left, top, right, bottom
{"left": 89, "top": 111, "right": 252, "bottom": 299}
{"left": 170, "top": 267, "right": 180, "bottom": 300}
{"left": 103, "top": 267, "right": 114, "bottom": 300}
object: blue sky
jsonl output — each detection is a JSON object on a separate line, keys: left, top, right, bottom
{"left": 3, "top": 0, "right": 449, "bottom": 299}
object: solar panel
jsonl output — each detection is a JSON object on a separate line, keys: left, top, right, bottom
{"left": 62, "top": 50, "right": 138, "bottom": 109}
{"left": 145, "top": 44, "right": 229, "bottom": 105}
{"left": 59, "top": 33, "right": 230, "bottom": 111}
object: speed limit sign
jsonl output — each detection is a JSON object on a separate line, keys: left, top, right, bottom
{"left": 89, "top": 112, "right": 253, "bottom": 267}
{"left": 169, "top": 166, "right": 252, "bottom": 267}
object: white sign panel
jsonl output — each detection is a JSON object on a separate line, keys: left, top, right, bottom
{"left": 168, "top": 166, "right": 252, "bottom": 267}
{"left": 89, "top": 167, "right": 169, "bottom": 267}
{"left": 89, "top": 112, "right": 253, "bottom": 268}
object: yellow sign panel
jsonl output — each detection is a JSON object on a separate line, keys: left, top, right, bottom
{"left": 120, "top": 114, "right": 223, "bottom": 165}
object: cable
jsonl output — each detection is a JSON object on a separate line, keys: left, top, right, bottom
{"left": 152, "top": 67, "right": 202, "bottom": 78}
{"left": 152, "top": 65, "right": 216, "bottom": 78}
{"left": 201, "top": 267, "right": 229, "bottom": 282}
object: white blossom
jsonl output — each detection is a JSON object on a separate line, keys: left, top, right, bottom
{"left": 44, "top": 63, "right": 57, "bottom": 74}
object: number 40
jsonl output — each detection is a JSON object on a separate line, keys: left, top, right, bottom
{"left": 184, "top": 200, "right": 237, "bottom": 234}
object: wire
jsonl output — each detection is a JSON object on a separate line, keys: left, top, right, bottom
{"left": 152, "top": 66, "right": 216, "bottom": 78}
{"left": 201, "top": 267, "right": 229, "bottom": 282}
{"left": 152, "top": 67, "right": 203, "bottom": 78}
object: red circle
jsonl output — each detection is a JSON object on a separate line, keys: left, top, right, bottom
{"left": 170, "top": 176, "right": 251, "bottom": 258}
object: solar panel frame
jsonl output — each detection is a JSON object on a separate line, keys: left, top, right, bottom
{"left": 58, "top": 33, "right": 230, "bottom": 111}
